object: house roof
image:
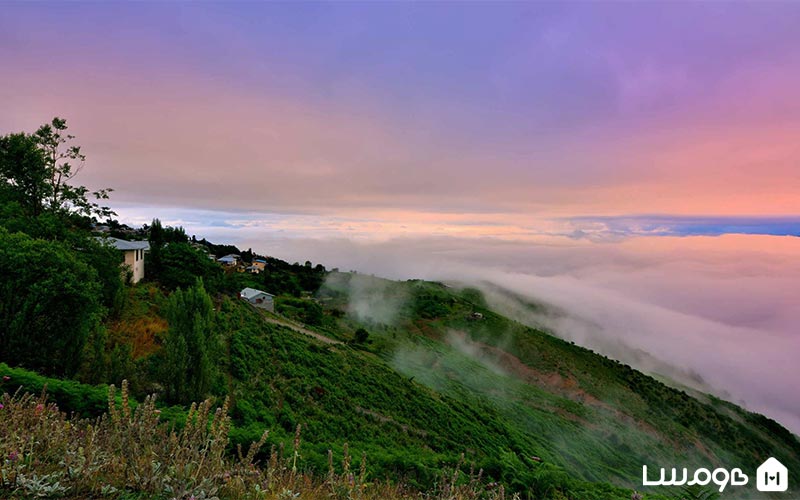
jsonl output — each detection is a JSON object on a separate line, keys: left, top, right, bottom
{"left": 253, "top": 259, "right": 267, "bottom": 263}
{"left": 240, "top": 287, "right": 274, "bottom": 300}
{"left": 97, "top": 237, "right": 150, "bottom": 251}
{"left": 218, "top": 255, "right": 237, "bottom": 262}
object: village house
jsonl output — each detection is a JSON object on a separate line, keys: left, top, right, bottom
{"left": 239, "top": 287, "right": 275, "bottom": 312}
{"left": 217, "top": 254, "right": 240, "bottom": 266}
{"left": 245, "top": 258, "right": 267, "bottom": 274}
{"left": 101, "top": 237, "right": 150, "bottom": 284}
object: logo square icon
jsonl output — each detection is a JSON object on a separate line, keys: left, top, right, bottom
{"left": 757, "top": 457, "right": 788, "bottom": 492}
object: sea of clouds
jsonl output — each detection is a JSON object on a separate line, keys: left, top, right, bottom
{"left": 114, "top": 205, "right": 800, "bottom": 434}
{"left": 254, "top": 233, "right": 800, "bottom": 435}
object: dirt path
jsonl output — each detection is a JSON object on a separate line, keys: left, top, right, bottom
{"left": 260, "top": 313, "right": 343, "bottom": 345}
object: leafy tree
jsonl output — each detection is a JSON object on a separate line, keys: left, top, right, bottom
{"left": 147, "top": 218, "right": 165, "bottom": 278}
{"left": 163, "top": 224, "right": 188, "bottom": 244}
{"left": 79, "top": 326, "right": 110, "bottom": 384}
{"left": 158, "top": 242, "right": 223, "bottom": 292}
{"left": 83, "top": 236, "right": 125, "bottom": 311}
{"left": 353, "top": 328, "right": 369, "bottom": 344}
{"left": 0, "top": 132, "right": 47, "bottom": 215}
{"left": 0, "top": 117, "right": 113, "bottom": 219}
{"left": 160, "top": 279, "right": 219, "bottom": 404}
{"left": 0, "top": 227, "right": 102, "bottom": 375}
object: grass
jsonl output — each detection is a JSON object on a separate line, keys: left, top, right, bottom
{"left": 3, "top": 271, "right": 796, "bottom": 499}
{"left": 0, "top": 383, "right": 525, "bottom": 500}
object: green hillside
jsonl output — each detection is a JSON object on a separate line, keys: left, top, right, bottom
{"left": 3, "top": 270, "right": 798, "bottom": 499}
{"left": 315, "top": 273, "right": 800, "bottom": 496}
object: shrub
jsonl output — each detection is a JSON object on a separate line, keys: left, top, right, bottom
{"left": 0, "top": 228, "right": 102, "bottom": 376}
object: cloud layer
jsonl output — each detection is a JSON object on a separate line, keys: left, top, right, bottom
{"left": 232, "top": 232, "right": 800, "bottom": 434}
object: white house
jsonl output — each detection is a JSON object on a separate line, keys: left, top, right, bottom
{"left": 239, "top": 287, "right": 274, "bottom": 312}
{"left": 218, "top": 254, "right": 240, "bottom": 266}
{"left": 101, "top": 237, "right": 150, "bottom": 284}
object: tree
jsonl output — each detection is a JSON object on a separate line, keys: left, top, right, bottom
{"left": 0, "top": 133, "right": 47, "bottom": 215}
{"left": 353, "top": 328, "right": 369, "bottom": 344}
{"left": 147, "top": 218, "right": 165, "bottom": 278}
{"left": 158, "top": 242, "right": 223, "bottom": 292}
{"left": 0, "top": 117, "right": 114, "bottom": 220}
{"left": 0, "top": 227, "right": 102, "bottom": 376}
{"left": 160, "top": 279, "right": 219, "bottom": 404}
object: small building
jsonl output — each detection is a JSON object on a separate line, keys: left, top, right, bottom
{"left": 217, "top": 254, "right": 240, "bottom": 266}
{"left": 101, "top": 237, "right": 150, "bottom": 284}
{"left": 239, "top": 287, "right": 274, "bottom": 312}
{"left": 245, "top": 265, "right": 261, "bottom": 274}
{"left": 251, "top": 259, "right": 267, "bottom": 271}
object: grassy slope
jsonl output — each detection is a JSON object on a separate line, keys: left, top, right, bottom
{"left": 315, "top": 273, "right": 800, "bottom": 498}
{"left": 4, "top": 272, "right": 797, "bottom": 499}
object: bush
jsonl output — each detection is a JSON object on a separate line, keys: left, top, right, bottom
{"left": 0, "top": 228, "right": 102, "bottom": 376}
{"left": 354, "top": 327, "right": 370, "bottom": 344}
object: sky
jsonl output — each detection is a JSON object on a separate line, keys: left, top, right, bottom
{"left": 2, "top": 3, "right": 800, "bottom": 432}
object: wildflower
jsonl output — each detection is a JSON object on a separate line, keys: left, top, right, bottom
{"left": 0, "top": 403, "right": 4, "bottom": 410}
{"left": 8, "top": 451, "right": 18, "bottom": 462}
{"left": 2, "top": 375, "right": 9, "bottom": 381}
{"left": 35, "top": 403, "right": 44, "bottom": 414}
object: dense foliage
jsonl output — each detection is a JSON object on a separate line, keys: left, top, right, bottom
{"left": 159, "top": 279, "right": 220, "bottom": 404}
{"left": 0, "top": 229, "right": 102, "bottom": 375}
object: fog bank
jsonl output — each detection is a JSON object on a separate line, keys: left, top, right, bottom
{"left": 255, "top": 233, "right": 800, "bottom": 434}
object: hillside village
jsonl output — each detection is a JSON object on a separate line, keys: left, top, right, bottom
{"left": 99, "top": 232, "right": 276, "bottom": 311}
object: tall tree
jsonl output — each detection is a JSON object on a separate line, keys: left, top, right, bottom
{"left": 161, "top": 279, "right": 219, "bottom": 403}
{"left": 148, "top": 218, "right": 165, "bottom": 278}
{"left": 0, "top": 117, "right": 114, "bottom": 220}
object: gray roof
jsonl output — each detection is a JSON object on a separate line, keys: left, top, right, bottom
{"left": 240, "top": 287, "right": 274, "bottom": 300}
{"left": 97, "top": 237, "right": 150, "bottom": 251}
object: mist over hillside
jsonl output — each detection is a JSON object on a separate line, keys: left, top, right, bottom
{"left": 216, "top": 232, "right": 800, "bottom": 436}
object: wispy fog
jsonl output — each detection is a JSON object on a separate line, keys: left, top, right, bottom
{"left": 324, "top": 272, "right": 408, "bottom": 326}
{"left": 254, "top": 233, "right": 800, "bottom": 435}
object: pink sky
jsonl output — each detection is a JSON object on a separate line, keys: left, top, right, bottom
{"left": 1, "top": 3, "right": 799, "bottom": 222}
